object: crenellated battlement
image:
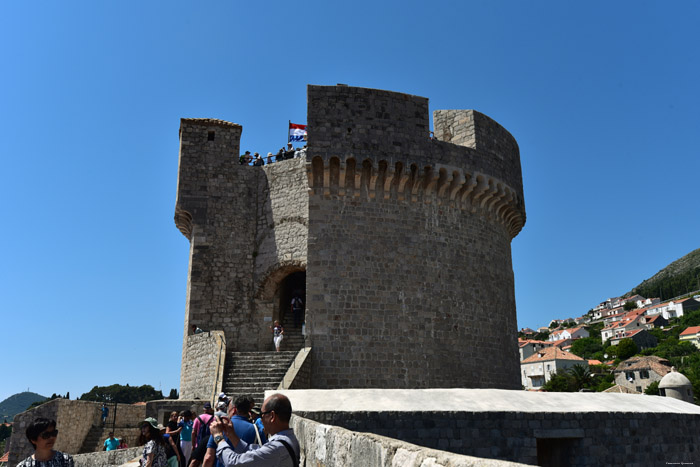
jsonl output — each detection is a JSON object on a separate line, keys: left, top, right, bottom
{"left": 307, "top": 156, "right": 525, "bottom": 237}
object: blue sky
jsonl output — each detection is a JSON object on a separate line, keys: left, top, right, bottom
{"left": 1, "top": 1, "right": 698, "bottom": 403}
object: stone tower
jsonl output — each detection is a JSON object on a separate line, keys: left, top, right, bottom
{"left": 175, "top": 85, "right": 526, "bottom": 393}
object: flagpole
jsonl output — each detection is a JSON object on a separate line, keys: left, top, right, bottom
{"left": 288, "top": 120, "right": 291, "bottom": 144}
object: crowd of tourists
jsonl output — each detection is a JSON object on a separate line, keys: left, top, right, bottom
{"left": 239, "top": 143, "right": 307, "bottom": 166}
{"left": 18, "top": 392, "right": 299, "bottom": 467}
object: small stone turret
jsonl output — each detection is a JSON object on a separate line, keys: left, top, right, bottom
{"left": 659, "top": 367, "right": 695, "bottom": 404}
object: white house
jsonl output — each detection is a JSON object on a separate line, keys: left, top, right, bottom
{"left": 520, "top": 347, "right": 588, "bottom": 390}
{"left": 548, "top": 326, "right": 589, "bottom": 342}
{"left": 646, "top": 298, "right": 700, "bottom": 320}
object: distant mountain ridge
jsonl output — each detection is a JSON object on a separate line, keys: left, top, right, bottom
{"left": 0, "top": 392, "right": 46, "bottom": 420}
{"left": 630, "top": 248, "right": 700, "bottom": 301}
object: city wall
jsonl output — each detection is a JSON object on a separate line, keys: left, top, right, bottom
{"left": 290, "top": 415, "right": 529, "bottom": 467}
{"left": 285, "top": 388, "right": 700, "bottom": 466}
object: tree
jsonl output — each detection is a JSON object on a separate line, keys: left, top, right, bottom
{"left": 623, "top": 301, "right": 638, "bottom": 311}
{"left": 542, "top": 370, "right": 576, "bottom": 392}
{"left": 568, "top": 364, "right": 592, "bottom": 391}
{"left": 168, "top": 388, "right": 179, "bottom": 399}
{"left": 616, "top": 339, "right": 639, "bottom": 360}
{"left": 571, "top": 337, "right": 603, "bottom": 359}
{"left": 79, "top": 384, "right": 163, "bottom": 404}
{"left": 644, "top": 381, "right": 660, "bottom": 395}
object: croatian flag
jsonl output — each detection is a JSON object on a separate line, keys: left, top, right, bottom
{"left": 288, "top": 122, "right": 307, "bottom": 143}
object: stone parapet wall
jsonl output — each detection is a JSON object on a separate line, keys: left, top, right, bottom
{"left": 279, "top": 347, "right": 312, "bottom": 390}
{"left": 297, "top": 410, "right": 700, "bottom": 465}
{"left": 291, "top": 415, "right": 529, "bottom": 467}
{"left": 179, "top": 331, "right": 226, "bottom": 400}
{"left": 73, "top": 446, "right": 141, "bottom": 467}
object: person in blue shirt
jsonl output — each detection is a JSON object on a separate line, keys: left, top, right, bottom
{"left": 210, "top": 393, "right": 299, "bottom": 467}
{"left": 101, "top": 404, "right": 109, "bottom": 425}
{"left": 103, "top": 432, "right": 119, "bottom": 451}
{"left": 203, "top": 396, "right": 258, "bottom": 467}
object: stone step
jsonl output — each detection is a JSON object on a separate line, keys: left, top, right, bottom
{"left": 222, "top": 350, "right": 297, "bottom": 400}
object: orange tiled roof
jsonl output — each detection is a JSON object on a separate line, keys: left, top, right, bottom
{"left": 588, "top": 359, "right": 603, "bottom": 365}
{"left": 518, "top": 339, "right": 549, "bottom": 347}
{"left": 521, "top": 346, "right": 586, "bottom": 364}
{"left": 680, "top": 326, "right": 700, "bottom": 336}
{"left": 0, "top": 452, "right": 8, "bottom": 462}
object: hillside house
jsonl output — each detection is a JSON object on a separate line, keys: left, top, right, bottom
{"left": 520, "top": 347, "right": 588, "bottom": 390}
{"left": 636, "top": 297, "right": 660, "bottom": 308}
{"left": 548, "top": 326, "right": 589, "bottom": 342}
{"left": 608, "top": 329, "right": 657, "bottom": 350}
{"left": 595, "top": 306, "right": 624, "bottom": 321}
{"left": 601, "top": 309, "right": 647, "bottom": 344}
{"left": 614, "top": 356, "right": 672, "bottom": 393}
{"left": 679, "top": 326, "right": 700, "bottom": 349}
{"left": 518, "top": 339, "right": 550, "bottom": 361}
{"left": 641, "top": 314, "right": 667, "bottom": 329}
{"left": 548, "top": 337, "right": 573, "bottom": 350}
{"left": 647, "top": 298, "right": 700, "bottom": 320}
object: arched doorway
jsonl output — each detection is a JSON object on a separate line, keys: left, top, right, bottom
{"left": 277, "top": 271, "right": 306, "bottom": 350}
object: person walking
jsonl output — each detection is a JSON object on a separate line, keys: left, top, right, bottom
{"left": 270, "top": 321, "right": 284, "bottom": 352}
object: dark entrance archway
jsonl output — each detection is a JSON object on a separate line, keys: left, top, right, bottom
{"left": 278, "top": 271, "right": 306, "bottom": 350}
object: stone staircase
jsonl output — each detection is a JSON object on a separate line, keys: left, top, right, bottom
{"left": 279, "top": 312, "right": 306, "bottom": 351}
{"left": 78, "top": 426, "right": 141, "bottom": 453}
{"left": 222, "top": 351, "right": 298, "bottom": 403}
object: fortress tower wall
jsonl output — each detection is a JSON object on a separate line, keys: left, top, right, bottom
{"left": 176, "top": 119, "right": 309, "bottom": 396}
{"left": 305, "top": 85, "right": 525, "bottom": 389}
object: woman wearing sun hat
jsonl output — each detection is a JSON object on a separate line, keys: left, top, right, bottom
{"left": 138, "top": 417, "right": 168, "bottom": 467}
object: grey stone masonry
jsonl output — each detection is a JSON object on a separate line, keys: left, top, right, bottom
{"left": 305, "top": 85, "right": 525, "bottom": 389}
{"left": 180, "top": 330, "right": 226, "bottom": 400}
{"left": 290, "top": 414, "right": 531, "bottom": 467}
{"left": 175, "top": 85, "right": 526, "bottom": 391}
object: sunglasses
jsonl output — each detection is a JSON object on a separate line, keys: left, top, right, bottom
{"left": 40, "top": 430, "right": 59, "bottom": 439}
{"left": 260, "top": 410, "right": 274, "bottom": 417}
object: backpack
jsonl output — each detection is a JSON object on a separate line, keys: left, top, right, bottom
{"left": 196, "top": 415, "right": 213, "bottom": 446}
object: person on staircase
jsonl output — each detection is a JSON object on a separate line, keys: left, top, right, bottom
{"left": 270, "top": 321, "right": 284, "bottom": 352}
{"left": 290, "top": 296, "right": 303, "bottom": 328}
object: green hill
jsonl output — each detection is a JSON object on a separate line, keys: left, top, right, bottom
{"left": 631, "top": 248, "right": 700, "bottom": 301}
{"left": 0, "top": 392, "right": 47, "bottom": 420}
